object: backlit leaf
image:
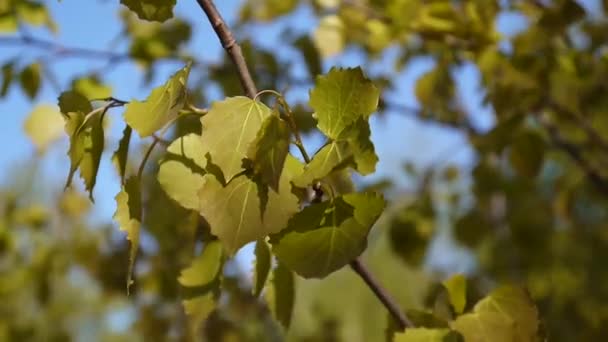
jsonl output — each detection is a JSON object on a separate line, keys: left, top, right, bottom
{"left": 310, "top": 67, "right": 379, "bottom": 139}
{"left": 200, "top": 96, "right": 272, "bottom": 182}
{"left": 338, "top": 118, "right": 378, "bottom": 175}
{"left": 23, "top": 104, "right": 64, "bottom": 154}
{"left": 247, "top": 115, "right": 290, "bottom": 191}
{"left": 394, "top": 328, "right": 461, "bottom": 342}
{"left": 198, "top": 155, "right": 303, "bottom": 254}
{"left": 120, "top": 0, "right": 176, "bottom": 22}
{"left": 158, "top": 134, "right": 208, "bottom": 210}
{"left": 293, "top": 141, "right": 352, "bottom": 188}
{"left": 265, "top": 262, "right": 295, "bottom": 329}
{"left": 113, "top": 176, "right": 142, "bottom": 293}
{"left": 72, "top": 76, "right": 112, "bottom": 99}
{"left": 253, "top": 239, "right": 271, "bottom": 297}
{"left": 112, "top": 125, "right": 132, "bottom": 184}
{"left": 270, "top": 192, "right": 385, "bottom": 278}
{"left": 183, "top": 293, "right": 216, "bottom": 330}
{"left": 19, "top": 63, "right": 41, "bottom": 99}
{"left": 443, "top": 274, "right": 467, "bottom": 314}
{"left": 123, "top": 63, "right": 190, "bottom": 137}
{"left": 178, "top": 240, "right": 223, "bottom": 288}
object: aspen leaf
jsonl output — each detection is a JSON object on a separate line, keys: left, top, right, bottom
{"left": 19, "top": 63, "right": 41, "bottom": 99}
{"left": 265, "top": 262, "right": 295, "bottom": 329}
{"left": 247, "top": 115, "right": 291, "bottom": 191}
{"left": 120, "top": 0, "right": 176, "bottom": 22}
{"left": 443, "top": 274, "right": 467, "bottom": 314}
{"left": 123, "top": 63, "right": 190, "bottom": 137}
{"left": 111, "top": 125, "right": 132, "bottom": 184}
{"left": 310, "top": 67, "right": 379, "bottom": 139}
{"left": 113, "top": 176, "right": 142, "bottom": 293}
{"left": 394, "top": 328, "right": 461, "bottom": 342}
{"left": 338, "top": 118, "right": 378, "bottom": 175}
{"left": 178, "top": 240, "right": 223, "bottom": 288}
{"left": 23, "top": 104, "right": 64, "bottom": 154}
{"left": 200, "top": 96, "right": 272, "bottom": 182}
{"left": 270, "top": 192, "right": 385, "bottom": 278}
{"left": 253, "top": 239, "right": 271, "bottom": 297}
{"left": 293, "top": 141, "right": 352, "bottom": 188}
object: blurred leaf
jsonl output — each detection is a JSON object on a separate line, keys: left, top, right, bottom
{"left": 72, "top": 76, "right": 112, "bottom": 99}
{"left": 313, "top": 15, "right": 345, "bottom": 58}
{"left": 443, "top": 274, "right": 467, "bottom": 314}
{"left": 241, "top": 0, "right": 298, "bottom": 21}
{"left": 266, "top": 262, "right": 295, "bottom": 329}
{"left": 1, "top": 61, "right": 14, "bottom": 97}
{"left": 270, "top": 192, "right": 385, "bottom": 278}
{"left": 123, "top": 63, "right": 190, "bottom": 137}
{"left": 23, "top": 104, "right": 64, "bottom": 154}
{"left": 508, "top": 130, "right": 545, "bottom": 178}
{"left": 19, "top": 63, "right": 41, "bottom": 99}
{"left": 394, "top": 328, "right": 461, "bottom": 342}
{"left": 120, "top": 0, "right": 176, "bottom": 22}
{"left": 178, "top": 240, "right": 223, "bottom": 288}
{"left": 294, "top": 35, "right": 322, "bottom": 77}
{"left": 253, "top": 239, "right": 271, "bottom": 297}
{"left": 113, "top": 176, "right": 142, "bottom": 293}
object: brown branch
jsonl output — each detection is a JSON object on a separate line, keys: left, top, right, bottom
{"left": 194, "top": 0, "right": 257, "bottom": 98}
{"left": 194, "top": 0, "right": 412, "bottom": 331}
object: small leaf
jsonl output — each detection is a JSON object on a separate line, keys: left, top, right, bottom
{"left": 313, "top": 15, "right": 345, "bottom": 58}
{"left": 200, "top": 96, "right": 272, "bottom": 182}
{"left": 19, "top": 63, "right": 41, "bottom": 99}
{"left": 178, "top": 240, "right": 223, "bottom": 288}
{"left": 112, "top": 125, "right": 132, "bottom": 184}
{"left": 253, "top": 239, "right": 271, "bottom": 297}
{"left": 247, "top": 115, "right": 291, "bottom": 191}
{"left": 1, "top": 61, "right": 14, "bottom": 97}
{"left": 120, "top": 0, "right": 176, "bottom": 22}
{"left": 310, "top": 67, "right": 379, "bottom": 139}
{"left": 443, "top": 274, "right": 467, "bottom": 314}
{"left": 394, "top": 328, "right": 461, "bottom": 342}
{"left": 23, "top": 104, "right": 64, "bottom": 154}
{"left": 113, "top": 176, "right": 142, "bottom": 293}
{"left": 72, "top": 76, "right": 112, "bottom": 99}
{"left": 338, "top": 117, "right": 378, "bottom": 175}
{"left": 270, "top": 192, "right": 385, "bottom": 278}
{"left": 450, "top": 286, "right": 540, "bottom": 342}
{"left": 265, "top": 262, "right": 295, "bottom": 329}
{"left": 158, "top": 134, "right": 208, "bottom": 210}
{"left": 123, "top": 63, "right": 190, "bottom": 137}
{"left": 199, "top": 155, "right": 303, "bottom": 254}
{"left": 292, "top": 141, "right": 352, "bottom": 188}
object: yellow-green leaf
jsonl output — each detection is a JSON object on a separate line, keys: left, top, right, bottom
{"left": 178, "top": 240, "right": 223, "bottom": 288}
{"left": 247, "top": 115, "right": 291, "bottom": 191}
{"left": 253, "top": 239, "right": 271, "bottom": 297}
{"left": 443, "top": 274, "right": 467, "bottom": 314}
{"left": 293, "top": 141, "right": 352, "bottom": 188}
{"left": 113, "top": 176, "right": 142, "bottom": 293}
{"left": 23, "top": 104, "right": 64, "bottom": 154}
{"left": 394, "top": 328, "right": 460, "bottom": 342}
{"left": 19, "top": 63, "right": 41, "bottom": 99}
{"left": 120, "top": 0, "right": 176, "bottom": 22}
{"left": 265, "top": 262, "right": 295, "bottom": 329}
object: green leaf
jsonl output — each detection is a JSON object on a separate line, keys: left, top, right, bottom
{"left": 265, "top": 262, "right": 295, "bottom": 329}
{"left": 158, "top": 134, "right": 208, "bottom": 210}
{"left": 247, "top": 115, "right": 291, "bottom": 191}
{"left": 443, "top": 274, "right": 467, "bottom": 314}
{"left": 59, "top": 91, "right": 104, "bottom": 200}
{"left": 1, "top": 61, "right": 14, "bottom": 97}
{"left": 16, "top": 1, "right": 56, "bottom": 31}
{"left": 113, "top": 176, "right": 142, "bottom": 293}
{"left": 310, "top": 67, "right": 379, "bottom": 139}
{"left": 338, "top": 118, "right": 378, "bottom": 175}
{"left": 508, "top": 130, "right": 545, "bottom": 178}
{"left": 112, "top": 125, "right": 132, "bottom": 184}
{"left": 19, "top": 63, "right": 41, "bottom": 99}
{"left": 120, "top": 0, "right": 176, "bottom": 22}
{"left": 253, "top": 239, "right": 271, "bottom": 297}
{"left": 198, "top": 155, "right": 303, "bottom": 254}
{"left": 270, "top": 192, "right": 385, "bottom": 278}
{"left": 72, "top": 76, "right": 112, "bottom": 99}
{"left": 200, "top": 96, "right": 272, "bottom": 182}
{"left": 394, "top": 328, "right": 461, "bottom": 342}
{"left": 183, "top": 293, "right": 216, "bottom": 329}
{"left": 178, "top": 240, "right": 223, "bottom": 288}
{"left": 23, "top": 104, "right": 64, "bottom": 154}
{"left": 450, "top": 286, "right": 540, "bottom": 342}
{"left": 293, "top": 141, "right": 352, "bottom": 188}
{"left": 123, "top": 63, "right": 190, "bottom": 137}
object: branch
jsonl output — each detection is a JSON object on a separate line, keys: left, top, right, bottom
{"left": 194, "top": 0, "right": 257, "bottom": 98}
{"left": 194, "top": 0, "right": 412, "bottom": 331}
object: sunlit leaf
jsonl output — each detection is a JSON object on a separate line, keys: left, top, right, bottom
{"left": 200, "top": 96, "right": 272, "bottom": 182}
{"left": 310, "top": 67, "right": 379, "bottom": 139}
{"left": 313, "top": 15, "right": 344, "bottom": 58}
{"left": 293, "top": 141, "right": 352, "bottom": 188}
{"left": 158, "top": 134, "right": 208, "bottom": 210}
{"left": 198, "top": 155, "right": 303, "bottom": 254}
{"left": 23, "top": 104, "right": 64, "bottom": 154}
{"left": 120, "top": 0, "right": 176, "bottom": 22}
{"left": 247, "top": 115, "right": 290, "bottom": 191}
{"left": 443, "top": 274, "right": 467, "bottom": 314}
{"left": 113, "top": 176, "right": 142, "bottom": 293}
{"left": 183, "top": 293, "right": 216, "bottom": 330}
{"left": 178, "top": 240, "right": 223, "bottom": 288}
{"left": 123, "top": 63, "right": 190, "bottom": 137}
{"left": 394, "top": 328, "right": 461, "bottom": 342}
{"left": 338, "top": 118, "right": 378, "bottom": 175}
{"left": 270, "top": 192, "right": 385, "bottom": 278}
{"left": 72, "top": 76, "right": 112, "bottom": 99}
{"left": 253, "top": 239, "right": 271, "bottom": 297}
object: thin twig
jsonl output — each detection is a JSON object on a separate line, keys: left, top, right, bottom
{"left": 0, "top": 35, "right": 128, "bottom": 61}
{"left": 194, "top": 0, "right": 257, "bottom": 98}
{"left": 194, "top": 0, "right": 412, "bottom": 330}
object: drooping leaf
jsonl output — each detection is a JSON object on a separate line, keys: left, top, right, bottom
{"left": 443, "top": 274, "right": 467, "bottom": 314}
{"left": 270, "top": 192, "right": 385, "bottom": 278}
{"left": 450, "top": 286, "right": 540, "bottom": 342}
{"left": 120, "top": 0, "right": 176, "bottom": 22}
{"left": 338, "top": 117, "right": 378, "bottom": 175}
{"left": 72, "top": 76, "right": 112, "bottom": 99}
{"left": 123, "top": 63, "right": 190, "bottom": 137}
{"left": 265, "top": 262, "right": 295, "bottom": 329}
{"left": 23, "top": 104, "right": 65, "bottom": 154}
{"left": 253, "top": 239, "right": 271, "bottom": 297}
{"left": 19, "top": 63, "right": 41, "bottom": 99}
{"left": 247, "top": 115, "right": 291, "bottom": 191}
{"left": 1, "top": 61, "right": 14, "bottom": 97}
{"left": 59, "top": 91, "right": 104, "bottom": 200}
{"left": 113, "top": 176, "right": 142, "bottom": 293}
{"left": 198, "top": 155, "right": 303, "bottom": 254}
{"left": 200, "top": 96, "right": 272, "bottom": 182}
{"left": 112, "top": 125, "right": 132, "bottom": 184}
{"left": 178, "top": 240, "right": 223, "bottom": 288}
{"left": 309, "top": 67, "right": 379, "bottom": 139}
{"left": 394, "top": 328, "right": 461, "bottom": 342}
{"left": 293, "top": 141, "right": 352, "bottom": 188}
{"left": 158, "top": 134, "right": 208, "bottom": 210}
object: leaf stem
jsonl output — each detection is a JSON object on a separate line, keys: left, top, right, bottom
{"left": 195, "top": 0, "right": 413, "bottom": 331}
{"left": 137, "top": 138, "right": 159, "bottom": 180}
